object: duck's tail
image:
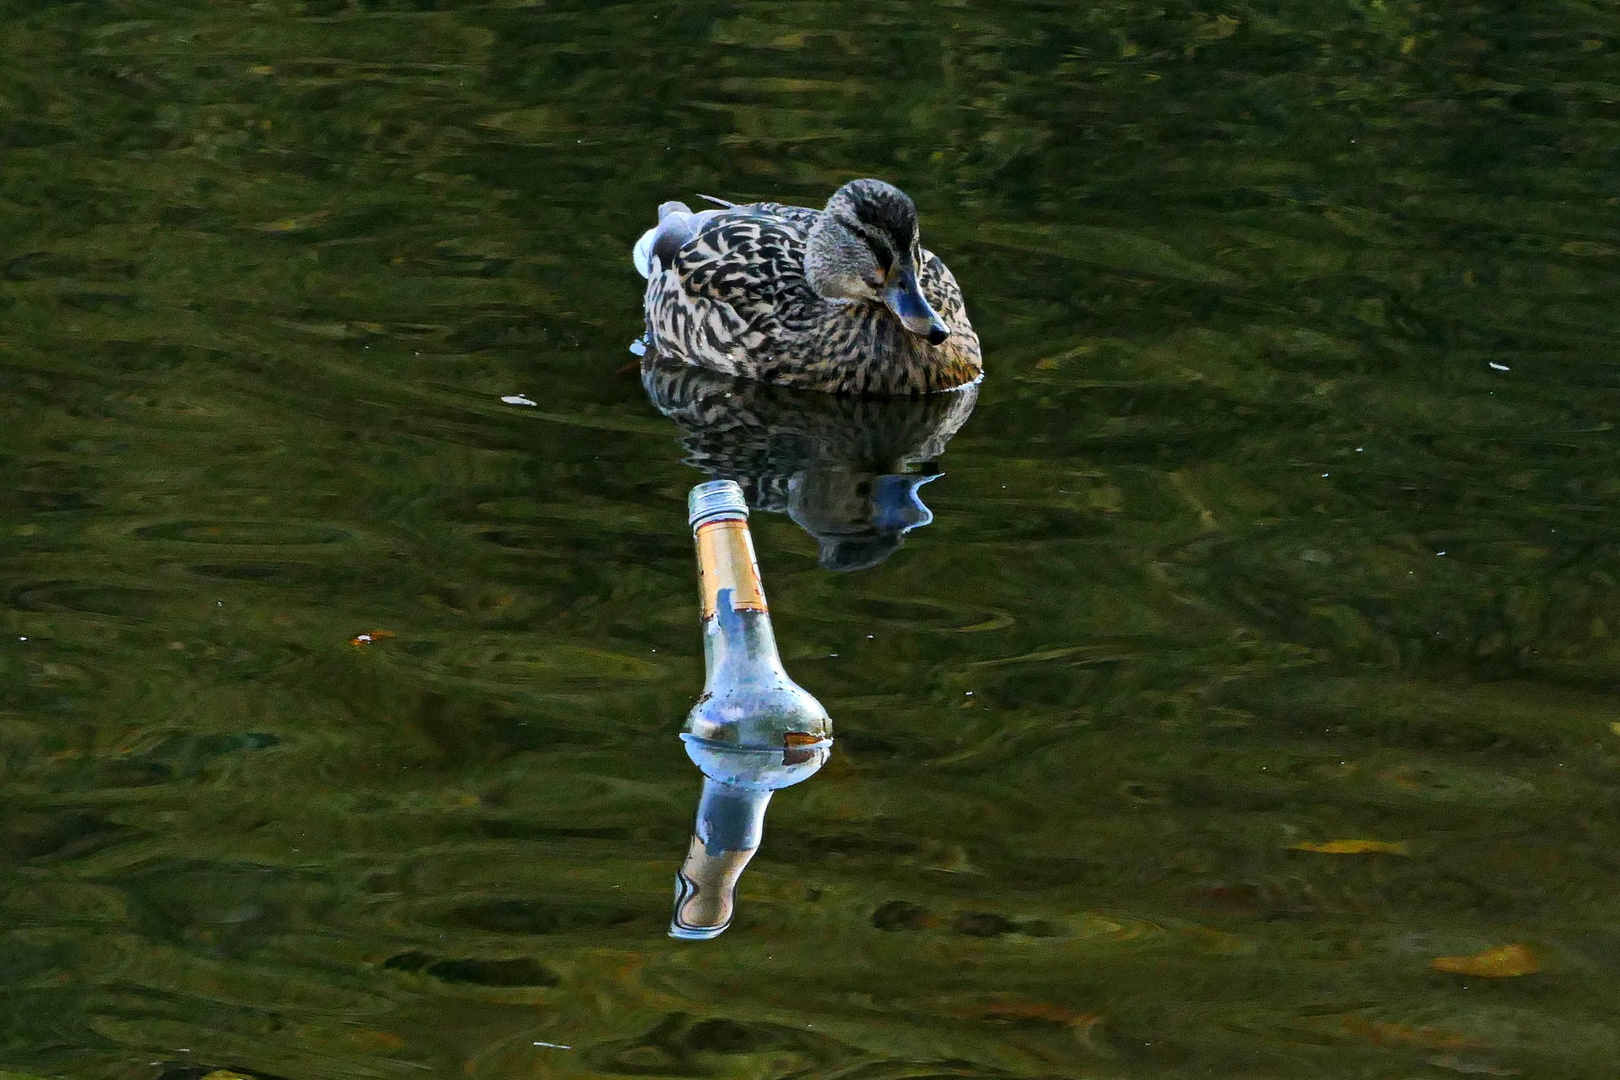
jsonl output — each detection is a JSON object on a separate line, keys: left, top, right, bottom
{"left": 633, "top": 200, "right": 728, "bottom": 279}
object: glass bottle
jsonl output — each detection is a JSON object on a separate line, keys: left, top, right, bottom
{"left": 670, "top": 480, "right": 833, "bottom": 940}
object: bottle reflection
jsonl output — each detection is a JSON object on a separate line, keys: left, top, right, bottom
{"left": 670, "top": 781, "right": 768, "bottom": 939}
{"left": 670, "top": 481, "right": 831, "bottom": 940}
{"left": 643, "top": 354, "right": 978, "bottom": 571}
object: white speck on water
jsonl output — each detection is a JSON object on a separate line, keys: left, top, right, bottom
{"left": 866, "top": 634, "right": 874, "bottom": 639}
{"left": 1488, "top": 361, "right": 1510, "bottom": 371}
{"left": 965, "top": 691, "right": 973, "bottom": 696}
{"left": 18, "top": 637, "right": 24, "bottom": 641}
{"left": 1355, "top": 446, "right": 1364, "bottom": 452}
{"left": 502, "top": 394, "right": 537, "bottom": 406}
{"left": 828, "top": 653, "right": 839, "bottom": 658}
{"left": 1437, "top": 550, "right": 1446, "bottom": 556}
{"left": 1322, "top": 473, "right": 1330, "bottom": 478}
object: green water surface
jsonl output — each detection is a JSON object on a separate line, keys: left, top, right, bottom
{"left": 4, "top": 1, "right": 1620, "bottom": 1077}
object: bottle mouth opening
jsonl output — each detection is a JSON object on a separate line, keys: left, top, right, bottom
{"left": 689, "top": 480, "right": 749, "bottom": 530}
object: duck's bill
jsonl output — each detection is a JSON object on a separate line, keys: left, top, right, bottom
{"left": 883, "top": 270, "right": 950, "bottom": 346}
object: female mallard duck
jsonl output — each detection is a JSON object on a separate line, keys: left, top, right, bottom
{"left": 632, "top": 178, "right": 981, "bottom": 396}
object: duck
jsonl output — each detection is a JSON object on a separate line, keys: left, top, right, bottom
{"left": 632, "top": 178, "right": 982, "bottom": 396}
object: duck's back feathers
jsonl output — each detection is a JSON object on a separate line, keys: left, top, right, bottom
{"left": 643, "top": 204, "right": 821, "bottom": 376}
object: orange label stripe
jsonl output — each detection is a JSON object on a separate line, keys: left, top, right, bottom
{"left": 695, "top": 519, "right": 768, "bottom": 619}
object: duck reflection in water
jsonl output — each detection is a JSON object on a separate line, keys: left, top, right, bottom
{"left": 642, "top": 354, "right": 978, "bottom": 572}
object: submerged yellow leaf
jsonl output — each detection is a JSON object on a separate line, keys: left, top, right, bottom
{"left": 1431, "top": 944, "right": 1539, "bottom": 977}
{"left": 254, "top": 210, "right": 333, "bottom": 236}
{"left": 1337, "top": 1016, "right": 1477, "bottom": 1051}
{"left": 1561, "top": 240, "right": 1616, "bottom": 258}
{"left": 1290, "top": 839, "right": 1409, "bottom": 855}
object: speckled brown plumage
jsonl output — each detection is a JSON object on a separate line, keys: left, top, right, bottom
{"left": 635, "top": 181, "right": 982, "bottom": 396}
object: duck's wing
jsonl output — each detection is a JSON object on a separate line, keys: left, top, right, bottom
{"left": 643, "top": 202, "right": 822, "bottom": 375}
{"left": 666, "top": 207, "right": 819, "bottom": 329}
{"left": 733, "top": 201, "right": 819, "bottom": 228}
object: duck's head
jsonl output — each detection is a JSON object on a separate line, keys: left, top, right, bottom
{"left": 804, "top": 179, "right": 951, "bottom": 346}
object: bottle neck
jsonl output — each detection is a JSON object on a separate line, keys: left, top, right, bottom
{"left": 695, "top": 777, "right": 773, "bottom": 851}
{"left": 693, "top": 517, "right": 787, "bottom": 686}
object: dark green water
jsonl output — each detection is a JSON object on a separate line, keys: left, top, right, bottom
{"left": 5, "top": 1, "right": 1620, "bottom": 1077}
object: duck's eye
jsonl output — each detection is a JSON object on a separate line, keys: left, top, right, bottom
{"left": 865, "top": 240, "right": 894, "bottom": 274}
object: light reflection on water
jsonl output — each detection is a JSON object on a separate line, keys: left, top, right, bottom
{"left": 4, "top": 1, "right": 1620, "bottom": 1078}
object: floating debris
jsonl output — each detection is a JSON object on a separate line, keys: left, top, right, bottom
{"left": 1290, "top": 839, "right": 1409, "bottom": 855}
{"left": 1431, "top": 944, "right": 1540, "bottom": 977}
{"left": 671, "top": 481, "right": 832, "bottom": 941}
{"left": 349, "top": 629, "right": 397, "bottom": 647}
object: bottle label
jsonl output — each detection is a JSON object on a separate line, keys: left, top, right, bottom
{"left": 672, "top": 834, "right": 758, "bottom": 937}
{"left": 695, "top": 520, "right": 768, "bottom": 620}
